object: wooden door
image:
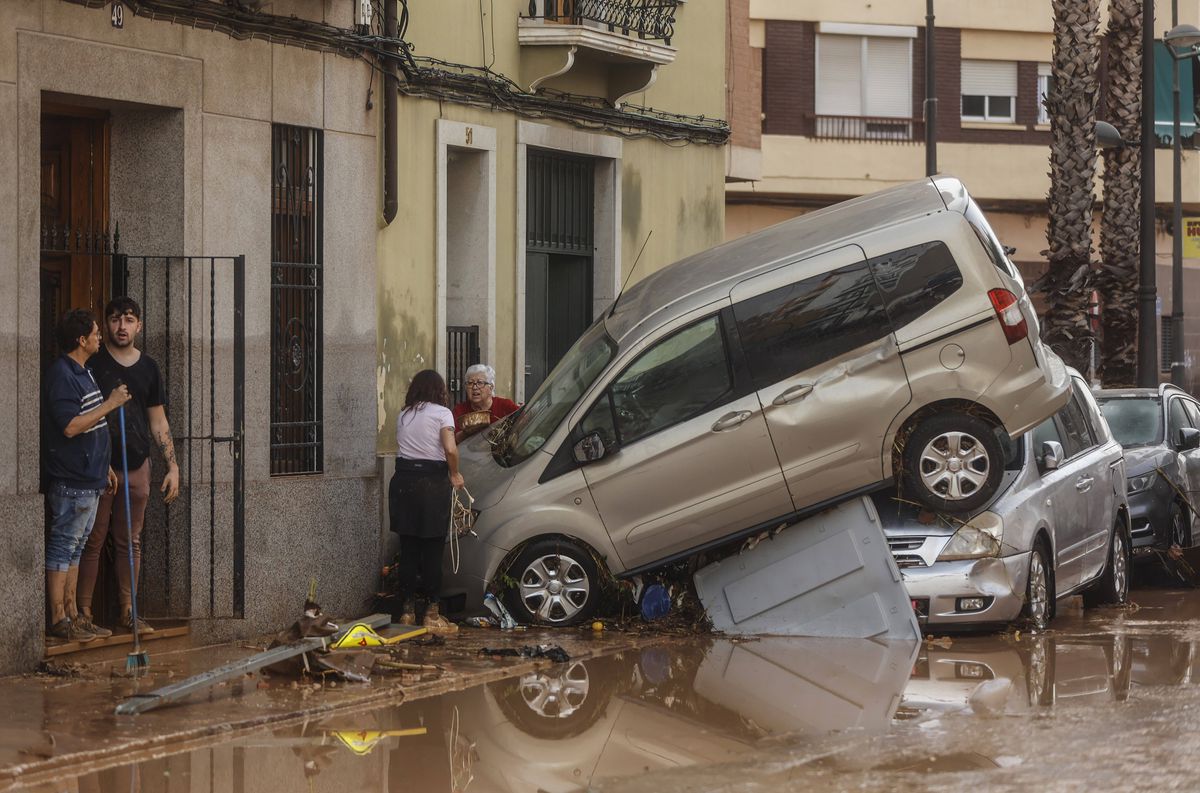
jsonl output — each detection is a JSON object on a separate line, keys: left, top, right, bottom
{"left": 40, "top": 111, "right": 111, "bottom": 369}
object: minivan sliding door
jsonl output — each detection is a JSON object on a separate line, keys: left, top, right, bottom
{"left": 730, "top": 245, "right": 910, "bottom": 511}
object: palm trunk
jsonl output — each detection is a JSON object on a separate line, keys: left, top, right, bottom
{"left": 1096, "top": 0, "right": 1142, "bottom": 387}
{"left": 1042, "top": 0, "right": 1102, "bottom": 374}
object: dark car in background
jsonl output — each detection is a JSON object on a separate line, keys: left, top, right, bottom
{"left": 1096, "top": 384, "right": 1200, "bottom": 551}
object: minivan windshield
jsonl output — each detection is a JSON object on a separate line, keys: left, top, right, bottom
{"left": 495, "top": 321, "right": 616, "bottom": 467}
{"left": 1097, "top": 396, "right": 1163, "bottom": 447}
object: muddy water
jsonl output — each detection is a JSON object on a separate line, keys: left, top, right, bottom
{"left": 16, "top": 588, "right": 1200, "bottom": 792}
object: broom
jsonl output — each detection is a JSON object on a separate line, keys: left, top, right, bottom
{"left": 118, "top": 405, "right": 149, "bottom": 672}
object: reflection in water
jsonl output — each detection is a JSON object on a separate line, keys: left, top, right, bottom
{"left": 34, "top": 637, "right": 917, "bottom": 793}
{"left": 26, "top": 611, "right": 1200, "bottom": 792}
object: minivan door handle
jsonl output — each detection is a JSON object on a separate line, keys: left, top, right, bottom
{"left": 772, "top": 383, "right": 814, "bottom": 406}
{"left": 711, "top": 410, "right": 753, "bottom": 432}
{"left": 1076, "top": 475, "right": 1094, "bottom": 492}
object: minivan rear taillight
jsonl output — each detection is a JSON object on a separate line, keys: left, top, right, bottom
{"left": 988, "top": 288, "right": 1028, "bottom": 345}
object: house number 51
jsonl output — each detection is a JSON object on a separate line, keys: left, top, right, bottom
{"left": 111, "top": 1, "right": 125, "bottom": 28}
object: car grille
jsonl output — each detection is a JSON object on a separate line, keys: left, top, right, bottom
{"left": 888, "top": 536, "right": 927, "bottom": 567}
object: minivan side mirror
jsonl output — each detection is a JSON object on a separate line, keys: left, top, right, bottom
{"left": 573, "top": 432, "right": 610, "bottom": 464}
{"left": 1178, "top": 427, "right": 1200, "bottom": 452}
{"left": 1039, "top": 440, "right": 1064, "bottom": 472}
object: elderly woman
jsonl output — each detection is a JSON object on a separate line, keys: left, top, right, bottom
{"left": 452, "top": 364, "right": 519, "bottom": 442}
{"left": 390, "top": 369, "right": 464, "bottom": 632}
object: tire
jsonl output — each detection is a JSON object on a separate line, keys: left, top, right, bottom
{"left": 503, "top": 537, "right": 601, "bottom": 626}
{"left": 1027, "top": 635, "right": 1056, "bottom": 707}
{"left": 902, "top": 411, "right": 1005, "bottom": 514}
{"left": 1024, "top": 539, "right": 1055, "bottom": 631}
{"left": 1083, "top": 518, "right": 1130, "bottom": 607}
{"left": 1168, "top": 501, "right": 1191, "bottom": 549}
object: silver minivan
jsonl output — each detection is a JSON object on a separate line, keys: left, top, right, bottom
{"left": 446, "top": 176, "right": 1070, "bottom": 625}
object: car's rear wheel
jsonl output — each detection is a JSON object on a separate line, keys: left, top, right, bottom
{"left": 1084, "top": 518, "right": 1130, "bottom": 607}
{"left": 1024, "top": 540, "right": 1055, "bottom": 631}
{"left": 503, "top": 537, "right": 600, "bottom": 626}
{"left": 902, "top": 411, "right": 1005, "bottom": 514}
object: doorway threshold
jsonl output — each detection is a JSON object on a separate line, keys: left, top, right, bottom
{"left": 45, "top": 621, "right": 190, "bottom": 663}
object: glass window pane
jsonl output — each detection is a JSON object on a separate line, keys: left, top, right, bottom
{"left": 868, "top": 241, "right": 964, "bottom": 329}
{"left": 988, "top": 95, "right": 1013, "bottom": 118}
{"left": 579, "top": 391, "right": 618, "bottom": 451}
{"left": 962, "top": 94, "right": 987, "bottom": 117}
{"left": 1098, "top": 397, "right": 1163, "bottom": 446}
{"left": 610, "top": 317, "right": 732, "bottom": 445}
{"left": 733, "top": 263, "right": 890, "bottom": 390}
{"left": 1169, "top": 398, "right": 1192, "bottom": 441}
{"left": 1058, "top": 387, "right": 1096, "bottom": 457}
{"left": 1032, "top": 416, "right": 1063, "bottom": 453}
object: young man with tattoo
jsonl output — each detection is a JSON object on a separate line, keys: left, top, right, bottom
{"left": 78, "top": 297, "right": 180, "bottom": 636}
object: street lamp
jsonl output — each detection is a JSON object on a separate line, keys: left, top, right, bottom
{"left": 1138, "top": 0, "right": 1158, "bottom": 388}
{"left": 1165, "top": 19, "right": 1200, "bottom": 388}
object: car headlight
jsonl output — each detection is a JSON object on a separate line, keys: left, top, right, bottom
{"left": 1127, "top": 472, "right": 1157, "bottom": 494}
{"left": 937, "top": 514, "right": 1004, "bottom": 561}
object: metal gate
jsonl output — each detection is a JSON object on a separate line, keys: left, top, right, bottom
{"left": 447, "top": 325, "right": 481, "bottom": 407}
{"left": 113, "top": 250, "right": 246, "bottom": 620}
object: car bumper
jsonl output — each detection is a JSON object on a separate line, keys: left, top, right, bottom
{"left": 901, "top": 553, "right": 1030, "bottom": 628}
{"left": 1128, "top": 484, "right": 1174, "bottom": 549}
{"left": 439, "top": 535, "right": 510, "bottom": 618}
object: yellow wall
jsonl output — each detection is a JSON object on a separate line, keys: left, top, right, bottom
{"left": 375, "top": 0, "right": 727, "bottom": 452}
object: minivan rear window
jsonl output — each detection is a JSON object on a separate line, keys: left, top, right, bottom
{"left": 732, "top": 262, "right": 890, "bottom": 390}
{"left": 964, "top": 200, "right": 1019, "bottom": 280}
{"left": 868, "top": 241, "right": 963, "bottom": 330}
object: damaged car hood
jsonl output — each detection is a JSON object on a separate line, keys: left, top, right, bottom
{"left": 1122, "top": 445, "right": 1174, "bottom": 478}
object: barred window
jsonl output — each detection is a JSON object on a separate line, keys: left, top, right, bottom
{"left": 270, "top": 125, "right": 323, "bottom": 475}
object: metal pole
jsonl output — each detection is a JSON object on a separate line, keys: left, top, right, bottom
{"left": 1139, "top": 0, "right": 1159, "bottom": 387}
{"left": 1171, "top": 0, "right": 1186, "bottom": 387}
{"left": 924, "top": 0, "right": 937, "bottom": 176}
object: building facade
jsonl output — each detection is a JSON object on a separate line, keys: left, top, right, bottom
{"left": 0, "top": 0, "right": 728, "bottom": 672}
{"left": 727, "top": 0, "right": 1200, "bottom": 391}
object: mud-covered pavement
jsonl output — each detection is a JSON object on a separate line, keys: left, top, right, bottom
{"left": 8, "top": 587, "right": 1200, "bottom": 792}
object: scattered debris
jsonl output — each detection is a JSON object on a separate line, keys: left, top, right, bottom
{"left": 477, "top": 644, "right": 572, "bottom": 663}
{"left": 35, "top": 660, "right": 83, "bottom": 678}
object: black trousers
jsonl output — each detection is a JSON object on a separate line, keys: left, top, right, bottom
{"left": 396, "top": 535, "right": 446, "bottom": 604}
{"left": 389, "top": 461, "right": 451, "bottom": 606}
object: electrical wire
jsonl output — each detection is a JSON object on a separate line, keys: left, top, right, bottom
{"left": 62, "top": 0, "right": 729, "bottom": 145}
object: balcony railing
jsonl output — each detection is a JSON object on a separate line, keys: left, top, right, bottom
{"left": 527, "top": 0, "right": 678, "bottom": 46}
{"left": 810, "top": 114, "right": 924, "bottom": 143}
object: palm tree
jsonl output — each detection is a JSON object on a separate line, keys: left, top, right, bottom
{"left": 1096, "top": 0, "right": 1142, "bottom": 387}
{"left": 1042, "top": 0, "right": 1102, "bottom": 374}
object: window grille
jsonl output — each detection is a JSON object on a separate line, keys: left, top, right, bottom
{"left": 270, "top": 124, "right": 324, "bottom": 475}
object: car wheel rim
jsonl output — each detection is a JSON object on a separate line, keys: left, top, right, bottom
{"left": 919, "top": 431, "right": 990, "bottom": 501}
{"left": 1172, "top": 510, "right": 1187, "bottom": 547}
{"left": 517, "top": 660, "right": 591, "bottom": 719}
{"left": 1028, "top": 638, "right": 1049, "bottom": 705}
{"left": 1028, "top": 552, "right": 1049, "bottom": 628}
{"left": 519, "top": 553, "right": 590, "bottom": 623}
{"left": 1112, "top": 531, "right": 1127, "bottom": 601}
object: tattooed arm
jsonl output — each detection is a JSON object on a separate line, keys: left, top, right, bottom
{"left": 148, "top": 404, "right": 180, "bottom": 504}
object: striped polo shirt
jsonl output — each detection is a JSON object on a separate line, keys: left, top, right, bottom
{"left": 42, "top": 355, "right": 112, "bottom": 490}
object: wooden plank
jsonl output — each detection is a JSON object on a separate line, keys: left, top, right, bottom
{"left": 45, "top": 624, "right": 190, "bottom": 658}
{"left": 114, "top": 613, "right": 391, "bottom": 716}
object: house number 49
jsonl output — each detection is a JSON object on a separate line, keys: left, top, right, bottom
{"left": 111, "top": 1, "right": 125, "bottom": 28}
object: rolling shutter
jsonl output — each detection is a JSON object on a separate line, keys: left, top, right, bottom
{"left": 816, "top": 34, "right": 863, "bottom": 116}
{"left": 865, "top": 37, "right": 911, "bottom": 117}
{"left": 961, "top": 60, "right": 1018, "bottom": 97}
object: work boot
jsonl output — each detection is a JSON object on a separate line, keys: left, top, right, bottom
{"left": 122, "top": 609, "right": 155, "bottom": 635}
{"left": 422, "top": 602, "right": 459, "bottom": 635}
{"left": 74, "top": 613, "right": 113, "bottom": 639}
{"left": 397, "top": 600, "right": 416, "bottom": 626}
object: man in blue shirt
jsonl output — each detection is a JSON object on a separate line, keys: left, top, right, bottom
{"left": 42, "top": 309, "right": 129, "bottom": 642}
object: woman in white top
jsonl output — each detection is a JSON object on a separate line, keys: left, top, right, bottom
{"left": 389, "top": 370, "right": 465, "bottom": 631}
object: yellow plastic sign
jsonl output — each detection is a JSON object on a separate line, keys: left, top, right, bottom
{"left": 1185, "top": 217, "right": 1200, "bottom": 259}
{"left": 331, "top": 728, "right": 427, "bottom": 755}
{"left": 329, "top": 623, "right": 427, "bottom": 649}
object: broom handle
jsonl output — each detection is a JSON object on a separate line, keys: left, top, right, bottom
{"left": 118, "top": 406, "right": 141, "bottom": 649}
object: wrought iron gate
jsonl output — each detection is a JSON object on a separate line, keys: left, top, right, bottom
{"left": 113, "top": 252, "right": 246, "bottom": 619}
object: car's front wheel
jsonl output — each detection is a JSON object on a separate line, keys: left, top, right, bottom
{"left": 1168, "top": 501, "right": 1192, "bottom": 549}
{"left": 902, "top": 411, "right": 1005, "bottom": 514}
{"left": 503, "top": 537, "right": 601, "bottom": 626}
{"left": 1024, "top": 540, "right": 1055, "bottom": 631}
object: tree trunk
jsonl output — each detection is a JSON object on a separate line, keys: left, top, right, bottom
{"left": 1097, "top": 0, "right": 1142, "bottom": 387}
{"left": 1043, "top": 0, "right": 1102, "bottom": 374}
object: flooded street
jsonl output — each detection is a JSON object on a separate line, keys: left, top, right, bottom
{"left": 12, "top": 588, "right": 1200, "bottom": 792}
